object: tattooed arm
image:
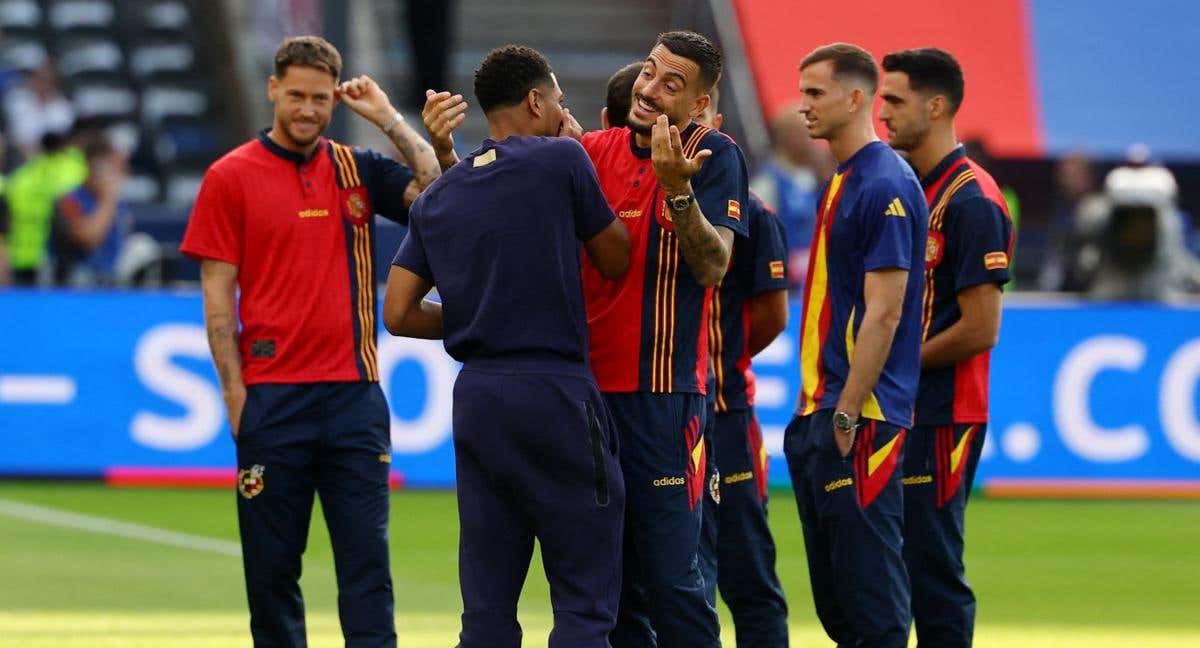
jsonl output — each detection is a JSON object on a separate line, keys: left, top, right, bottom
{"left": 667, "top": 192, "right": 734, "bottom": 286}
{"left": 201, "top": 259, "right": 245, "bottom": 438}
{"left": 336, "top": 75, "right": 441, "bottom": 192}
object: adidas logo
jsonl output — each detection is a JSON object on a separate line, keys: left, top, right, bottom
{"left": 884, "top": 198, "right": 906, "bottom": 217}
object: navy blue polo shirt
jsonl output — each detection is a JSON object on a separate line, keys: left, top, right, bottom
{"left": 392, "top": 135, "right": 616, "bottom": 367}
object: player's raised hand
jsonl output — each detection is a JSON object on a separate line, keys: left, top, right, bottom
{"left": 336, "top": 75, "right": 395, "bottom": 128}
{"left": 422, "top": 90, "right": 467, "bottom": 154}
{"left": 650, "top": 114, "right": 711, "bottom": 194}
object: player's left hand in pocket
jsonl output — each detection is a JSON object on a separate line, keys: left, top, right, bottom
{"left": 650, "top": 114, "right": 711, "bottom": 194}
{"left": 834, "top": 422, "right": 855, "bottom": 458}
{"left": 336, "top": 75, "right": 395, "bottom": 127}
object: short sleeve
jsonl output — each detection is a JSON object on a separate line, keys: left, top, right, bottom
{"left": 751, "top": 196, "right": 790, "bottom": 294}
{"left": 861, "top": 179, "right": 919, "bottom": 272}
{"left": 692, "top": 140, "right": 750, "bottom": 238}
{"left": 360, "top": 148, "right": 416, "bottom": 225}
{"left": 391, "top": 199, "right": 432, "bottom": 282}
{"left": 949, "top": 195, "right": 1013, "bottom": 291}
{"left": 180, "top": 166, "right": 242, "bottom": 265}
{"left": 564, "top": 140, "right": 616, "bottom": 241}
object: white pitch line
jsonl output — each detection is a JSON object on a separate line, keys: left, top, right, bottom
{"left": 0, "top": 498, "right": 242, "bottom": 558}
{"left": 0, "top": 375, "right": 77, "bottom": 403}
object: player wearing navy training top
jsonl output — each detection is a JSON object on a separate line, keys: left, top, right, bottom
{"left": 384, "top": 45, "right": 631, "bottom": 648}
{"left": 182, "top": 36, "right": 441, "bottom": 647}
{"left": 580, "top": 31, "right": 749, "bottom": 647}
{"left": 880, "top": 48, "right": 1013, "bottom": 648}
{"left": 785, "top": 43, "right": 929, "bottom": 648}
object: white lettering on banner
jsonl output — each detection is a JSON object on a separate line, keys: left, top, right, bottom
{"left": 1160, "top": 338, "right": 1200, "bottom": 462}
{"left": 377, "top": 336, "right": 456, "bottom": 453}
{"left": 1053, "top": 335, "right": 1149, "bottom": 462}
{"left": 130, "top": 324, "right": 223, "bottom": 451}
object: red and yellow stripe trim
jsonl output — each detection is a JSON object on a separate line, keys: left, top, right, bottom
{"left": 921, "top": 169, "right": 975, "bottom": 340}
{"left": 332, "top": 142, "right": 379, "bottom": 381}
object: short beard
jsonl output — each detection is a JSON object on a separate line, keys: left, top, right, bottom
{"left": 628, "top": 118, "right": 652, "bottom": 136}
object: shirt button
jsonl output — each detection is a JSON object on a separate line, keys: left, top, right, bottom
{"left": 638, "top": 167, "right": 645, "bottom": 174}
{"left": 633, "top": 181, "right": 639, "bottom": 188}
{"left": 305, "top": 181, "right": 312, "bottom": 188}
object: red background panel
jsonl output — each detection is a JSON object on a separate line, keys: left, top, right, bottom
{"left": 732, "top": 0, "right": 1044, "bottom": 157}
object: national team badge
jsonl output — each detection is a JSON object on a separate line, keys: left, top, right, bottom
{"left": 238, "top": 464, "right": 265, "bottom": 499}
{"left": 727, "top": 199, "right": 741, "bottom": 221}
{"left": 709, "top": 470, "right": 721, "bottom": 505}
{"left": 984, "top": 251, "right": 1010, "bottom": 270}
{"left": 769, "top": 260, "right": 785, "bottom": 279}
{"left": 925, "top": 231, "right": 945, "bottom": 269}
{"left": 346, "top": 192, "right": 367, "bottom": 222}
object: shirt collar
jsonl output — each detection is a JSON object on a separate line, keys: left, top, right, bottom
{"left": 921, "top": 145, "right": 967, "bottom": 188}
{"left": 256, "top": 128, "right": 325, "bottom": 165}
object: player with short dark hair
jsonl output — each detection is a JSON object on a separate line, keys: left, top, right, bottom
{"left": 181, "top": 35, "right": 441, "bottom": 647}
{"left": 580, "top": 29, "right": 749, "bottom": 647}
{"left": 785, "top": 42, "right": 928, "bottom": 647}
{"left": 385, "top": 44, "right": 631, "bottom": 648}
{"left": 601, "top": 61, "right": 642, "bottom": 129}
{"left": 880, "top": 47, "right": 1012, "bottom": 647}
{"left": 691, "top": 88, "right": 792, "bottom": 647}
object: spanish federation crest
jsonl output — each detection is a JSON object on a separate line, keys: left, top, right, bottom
{"left": 709, "top": 470, "right": 721, "bottom": 505}
{"left": 346, "top": 191, "right": 368, "bottom": 223}
{"left": 925, "top": 231, "right": 945, "bottom": 269}
{"left": 238, "top": 464, "right": 265, "bottom": 499}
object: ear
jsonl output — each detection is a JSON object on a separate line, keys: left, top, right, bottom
{"left": 267, "top": 75, "right": 278, "bottom": 103}
{"left": 928, "top": 95, "right": 947, "bottom": 121}
{"left": 526, "top": 87, "right": 544, "bottom": 119}
{"left": 689, "top": 93, "right": 711, "bottom": 120}
{"left": 848, "top": 87, "right": 866, "bottom": 113}
{"left": 712, "top": 113, "right": 724, "bottom": 131}
{"left": 601, "top": 107, "right": 611, "bottom": 130}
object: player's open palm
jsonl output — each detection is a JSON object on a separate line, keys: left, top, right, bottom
{"left": 422, "top": 90, "right": 467, "bottom": 153}
{"left": 650, "top": 114, "right": 711, "bottom": 193}
{"left": 336, "top": 75, "right": 392, "bottom": 124}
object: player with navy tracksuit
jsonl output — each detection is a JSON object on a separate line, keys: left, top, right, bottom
{"left": 384, "top": 45, "right": 631, "bottom": 648}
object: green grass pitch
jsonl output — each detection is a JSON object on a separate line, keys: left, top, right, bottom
{"left": 0, "top": 483, "right": 1197, "bottom": 647}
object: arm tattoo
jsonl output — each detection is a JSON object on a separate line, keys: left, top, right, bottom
{"left": 206, "top": 313, "right": 242, "bottom": 392}
{"left": 672, "top": 203, "right": 730, "bottom": 285}
{"left": 386, "top": 120, "right": 441, "bottom": 189}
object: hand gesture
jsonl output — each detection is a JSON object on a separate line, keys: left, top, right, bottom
{"left": 422, "top": 89, "right": 467, "bottom": 155}
{"left": 650, "top": 114, "right": 711, "bottom": 194}
{"left": 560, "top": 107, "right": 583, "bottom": 141}
{"left": 336, "top": 75, "right": 394, "bottom": 128}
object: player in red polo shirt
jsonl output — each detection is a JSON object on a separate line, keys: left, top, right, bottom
{"left": 581, "top": 31, "right": 749, "bottom": 647}
{"left": 880, "top": 48, "right": 1013, "bottom": 647}
{"left": 180, "top": 36, "right": 441, "bottom": 647}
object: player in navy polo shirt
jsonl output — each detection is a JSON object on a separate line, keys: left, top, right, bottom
{"left": 384, "top": 45, "right": 631, "bottom": 648}
{"left": 182, "top": 36, "right": 443, "bottom": 647}
{"left": 786, "top": 43, "right": 928, "bottom": 647}
{"left": 580, "top": 31, "right": 749, "bottom": 647}
{"left": 880, "top": 48, "right": 1013, "bottom": 647}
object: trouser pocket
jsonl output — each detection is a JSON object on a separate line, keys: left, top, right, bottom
{"left": 586, "top": 400, "right": 611, "bottom": 507}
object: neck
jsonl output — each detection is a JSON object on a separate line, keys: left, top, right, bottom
{"left": 828, "top": 117, "right": 878, "bottom": 164}
{"left": 908, "top": 124, "right": 959, "bottom": 178}
{"left": 487, "top": 109, "right": 540, "bottom": 142}
{"left": 267, "top": 125, "right": 320, "bottom": 158}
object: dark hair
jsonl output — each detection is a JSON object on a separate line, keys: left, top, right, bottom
{"left": 605, "top": 62, "right": 643, "bottom": 128}
{"left": 800, "top": 42, "right": 878, "bottom": 94}
{"left": 473, "top": 45, "right": 555, "bottom": 114}
{"left": 274, "top": 35, "right": 342, "bottom": 80}
{"left": 881, "top": 48, "right": 964, "bottom": 115}
{"left": 83, "top": 136, "right": 115, "bottom": 162}
{"left": 655, "top": 30, "right": 722, "bottom": 91}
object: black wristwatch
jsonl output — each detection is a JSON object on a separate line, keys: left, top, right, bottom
{"left": 666, "top": 192, "right": 694, "bottom": 213}
{"left": 833, "top": 411, "right": 858, "bottom": 434}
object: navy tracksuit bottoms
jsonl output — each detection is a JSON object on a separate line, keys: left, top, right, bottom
{"left": 452, "top": 359, "right": 624, "bottom": 648}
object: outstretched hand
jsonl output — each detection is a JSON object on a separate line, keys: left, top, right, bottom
{"left": 422, "top": 89, "right": 467, "bottom": 153}
{"left": 650, "top": 114, "right": 711, "bottom": 194}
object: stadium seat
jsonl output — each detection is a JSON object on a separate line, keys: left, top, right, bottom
{"left": 0, "top": 0, "right": 40, "bottom": 31}
{"left": 130, "top": 42, "right": 195, "bottom": 80}
{"left": 48, "top": 0, "right": 115, "bottom": 31}
{"left": 120, "top": 173, "right": 161, "bottom": 203}
{"left": 155, "top": 117, "right": 220, "bottom": 166}
{"left": 140, "top": 85, "right": 207, "bottom": 126}
{"left": 105, "top": 120, "right": 141, "bottom": 155}
{"left": 164, "top": 171, "right": 204, "bottom": 207}
{"left": 128, "top": 0, "right": 189, "bottom": 36}
{"left": 55, "top": 37, "right": 123, "bottom": 77}
{"left": 72, "top": 82, "right": 138, "bottom": 120}
{"left": 0, "top": 37, "right": 48, "bottom": 71}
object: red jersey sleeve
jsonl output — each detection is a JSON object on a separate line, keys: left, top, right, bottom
{"left": 180, "top": 165, "right": 243, "bottom": 265}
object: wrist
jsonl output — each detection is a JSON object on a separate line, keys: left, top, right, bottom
{"left": 377, "top": 108, "right": 404, "bottom": 133}
{"left": 662, "top": 181, "right": 692, "bottom": 197}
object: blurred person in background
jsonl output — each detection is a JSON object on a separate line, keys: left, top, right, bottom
{"left": 180, "top": 35, "right": 440, "bottom": 647}
{"left": 0, "top": 197, "right": 9, "bottom": 286}
{"left": 879, "top": 47, "right": 1013, "bottom": 648}
{"left": 750, "top": 105, "right": 834, "bottom": 292}
{"left": 4, "top": 62, "right": 74, "bottom": 161}
{"left": 1039, "top": 152, "right": 1103, "bottom": 292}
{"left": 1075, "top": 160, "right": 1200, "bottom": 302}
{"left": 4, "top": 127, "right": 89, "bottom": 286}
{"left": 600, "top": 61, "right": 642, "bottom": 129}
{"left": 404, "top": 0, "right": 455, "bottom": 111}
{"left": 692, "top": 87, "right": 792, "bottom": 647}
